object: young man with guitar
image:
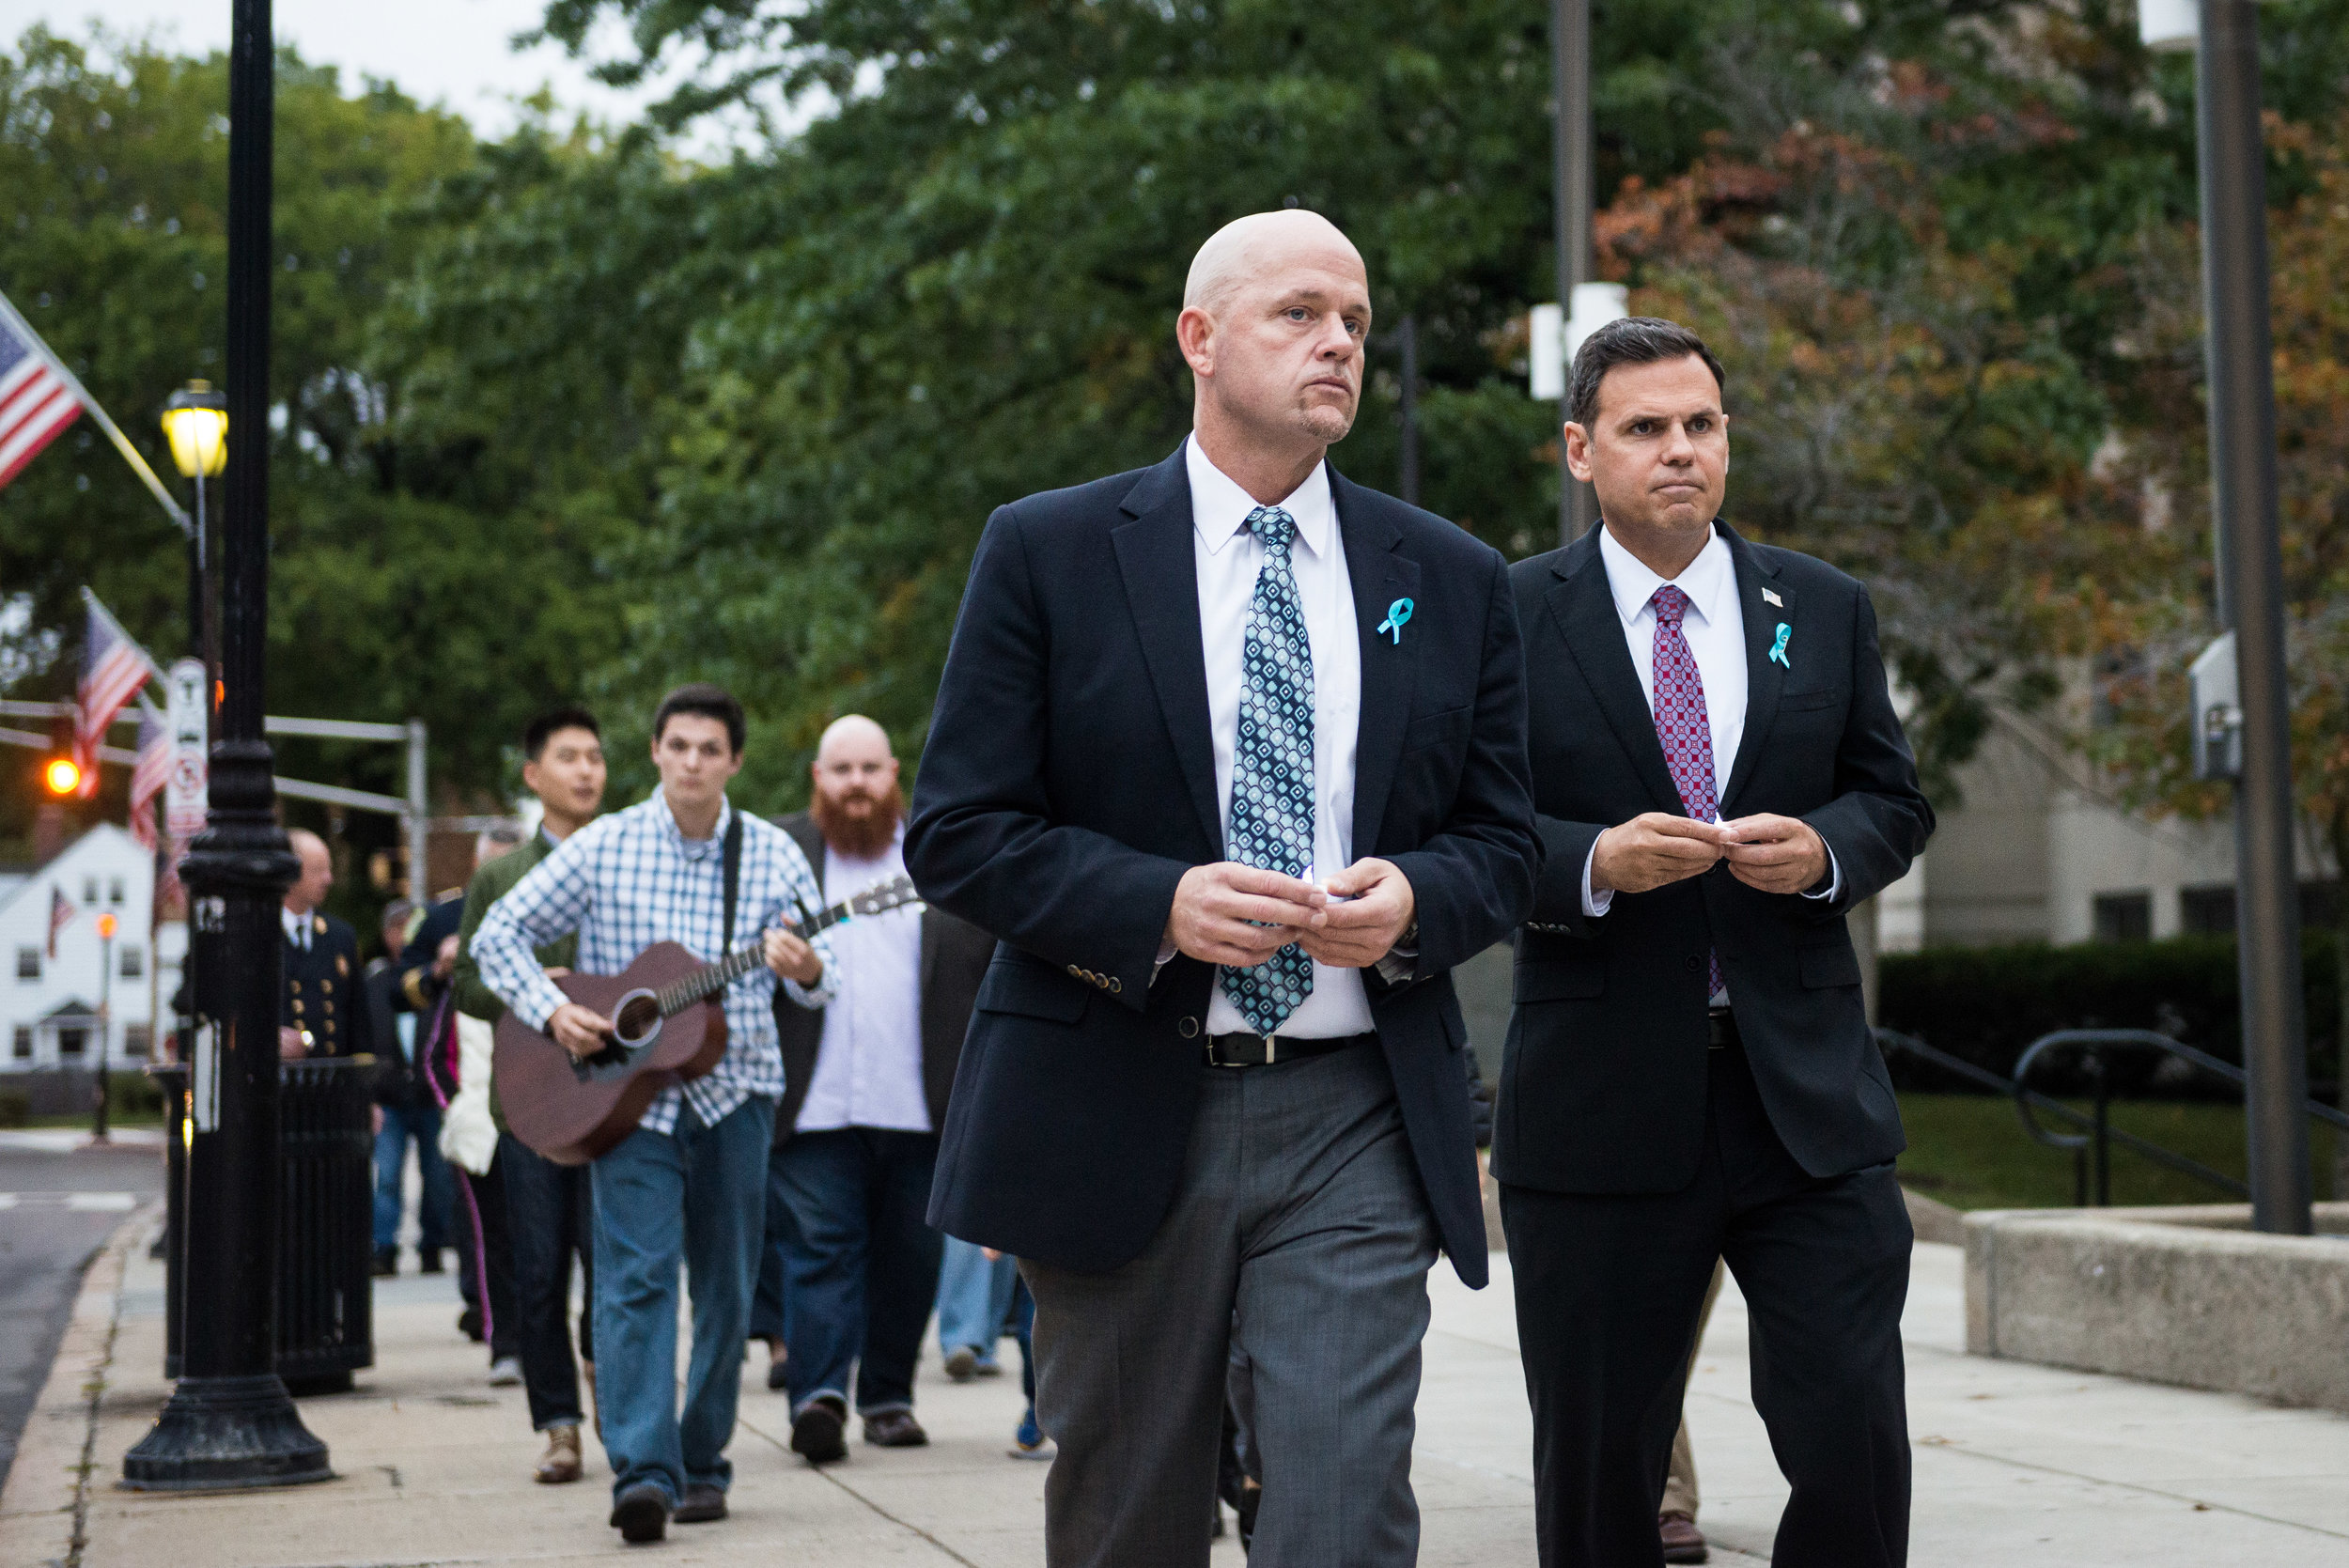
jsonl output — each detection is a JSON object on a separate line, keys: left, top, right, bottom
{"left": 472, "top": 684, "right": 838, "bottom": 1545}
{"left": 451, "top": 706, "right": 609, "bottom": 1486}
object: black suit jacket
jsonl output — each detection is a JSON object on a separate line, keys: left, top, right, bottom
{"left": 1492, "top": 522, "right": 1933, "bottom": 1195}
{"left": 769, "top": 811, "right": 995, "bottom": 1145}
{"left": 282, "top": 911, "right": 369, "bottom": 1058}
{"left": 906, "top": 444, "right": 1540, "bottom": 1283}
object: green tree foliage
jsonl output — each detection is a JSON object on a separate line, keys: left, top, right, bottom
{"left": 0, "top": 29, "right": 653, "bottom": 827}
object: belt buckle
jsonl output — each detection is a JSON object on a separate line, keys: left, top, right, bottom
{"left": 1208, "top": 1032, "right": 1276, "bottom": 1068}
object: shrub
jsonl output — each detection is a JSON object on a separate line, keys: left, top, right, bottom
{"left": 1878, "top": 933, "right": 2342, "bottom": 1096}
{"left": 0, "top": 1088, "right": 25, "bottom": 1128}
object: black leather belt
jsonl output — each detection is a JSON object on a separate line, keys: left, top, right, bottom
{"left": 1205, "top": 1031, "right": 1375, "bottom": 1069}
{"left": 1708, "top": 1007, "right": 1740, "bottom": 1051}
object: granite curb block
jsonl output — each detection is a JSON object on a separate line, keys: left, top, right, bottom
{"left": 1965, "top": 1200, "right": 2349, "bottom": 1410}
{"left": 0, "top": 1200, "right": 156, "bottom": 1568}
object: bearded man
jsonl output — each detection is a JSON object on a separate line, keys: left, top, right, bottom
{"left": 755, "top": 715, "right": 998, "bottom": 1460}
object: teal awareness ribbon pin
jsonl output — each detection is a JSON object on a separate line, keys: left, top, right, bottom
{"left": 1377, "top": 598, "right": 1414, "bottom": 644}
{"left": 1768, "top": 622, "right": 1793, "bottom": 668}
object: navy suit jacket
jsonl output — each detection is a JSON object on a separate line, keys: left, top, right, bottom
{"left": 1492, "top": 522, "right": 1933, "bottom": 1194}
{"left": 906, "top": 444, "right": 1541, "bottom": 1284}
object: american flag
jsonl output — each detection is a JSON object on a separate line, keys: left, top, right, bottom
{"left": 0, "top": 303, "right": 83, "bottom": 489}
{"left": 128, "top": 699, "right": 170, "bottom": 851}
{"left": 46, "top": 885, "right": 74, "bottom": 959}
{"left": 74, "top": 589, "right": 156, "bottom": 799}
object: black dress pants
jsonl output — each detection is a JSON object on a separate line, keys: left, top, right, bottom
{"left": 502, "top": 1130, "right": 596, "bottom": 1432}
{"left": 1501, "top": 1039, "right": 1913, "bottom": 1568}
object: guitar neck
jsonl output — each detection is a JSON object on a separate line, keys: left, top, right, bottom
{"left": 648, "top": 891, "right": 889, "bottom": 1018}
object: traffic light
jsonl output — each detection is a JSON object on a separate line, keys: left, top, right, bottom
{"left": 40, "top": 714, "right": 80, "bottom": 798}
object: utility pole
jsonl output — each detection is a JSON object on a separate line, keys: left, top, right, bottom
{"left": 1551, "top": 0, "right": 1593, "bottom": 547}
{"left": 123, "top": 0, "right": 331, "bottom": 1488}
{"left": 2192, "top": 0, "right": 2310, "bottom": 1234}
{"left": 91, "top": 912, "right": 115, "bottom": 1142}
{"left": 1397, "top": 315, "right": 1421, "bottom": 509}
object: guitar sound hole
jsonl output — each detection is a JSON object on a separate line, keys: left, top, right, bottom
{"left": 613, "top": 991, "right": 663, "bottom": 1048}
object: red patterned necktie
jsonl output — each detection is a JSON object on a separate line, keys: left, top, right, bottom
{"left": 1650, "top": 584, "right": 1724, "bottom": 1000}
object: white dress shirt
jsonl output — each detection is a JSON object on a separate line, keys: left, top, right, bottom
{"left": 281, "top": 905, "right": 314, "bottom": 949}
{"left": 1581, "top": 522, "right": 1839, "bottom": 959}
{"left": 794, "top": 826, "right": 930, "bottom": 1134}
{"left": 1186, "top": 435, "right": 1375, "bottom": 1039}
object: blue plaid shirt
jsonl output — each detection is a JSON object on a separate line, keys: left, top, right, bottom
{"left": 472, "top": 791, "right": 837, "bottom": 1137}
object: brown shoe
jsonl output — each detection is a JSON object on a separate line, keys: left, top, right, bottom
{"left": 862, "top": 1409, "right": 928, "bottom": 1448}
{"left": 1659, "top": 1510, "right": 1709, "bottom": 1564}
{"left": 534, "top": 1426, "right": 583, "bottom": 1485}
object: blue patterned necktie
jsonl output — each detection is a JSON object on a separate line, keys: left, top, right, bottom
{"left": 1221, "top": 505, "right": 1316, "bottom": 1034}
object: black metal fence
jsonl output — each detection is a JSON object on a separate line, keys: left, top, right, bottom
{"left": 152, "top": 1056, "right": 380, "bottom": 1394}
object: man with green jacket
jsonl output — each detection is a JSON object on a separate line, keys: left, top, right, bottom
{"left": 452, "top": 706, "right": 608, "bottom": 1486}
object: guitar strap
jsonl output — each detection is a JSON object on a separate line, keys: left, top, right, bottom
{"left": 721, "top": 809, "right": 744, "bottom": 953}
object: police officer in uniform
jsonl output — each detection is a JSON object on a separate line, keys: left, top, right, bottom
{"left": 280, "top": 829, "right": 370, "bottom": 1060}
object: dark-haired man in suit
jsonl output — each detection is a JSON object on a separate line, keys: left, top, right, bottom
{"left": 907, "top": 209, "right": 1539, "bottom": 1568}
{"left": 1497, "top": 316, "right": 1933, "bottom": 1568}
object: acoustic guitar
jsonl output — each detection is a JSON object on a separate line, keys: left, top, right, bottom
{"left": 495, "top": 876, "right": 923, "bottom": 1164}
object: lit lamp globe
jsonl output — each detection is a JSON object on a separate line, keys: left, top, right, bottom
{"left": 161, "top": 380, "right": 227, "bottom": 478}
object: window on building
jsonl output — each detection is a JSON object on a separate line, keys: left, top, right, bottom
{"left": 2092, "top": 892, "right": 2153, "bottom": 943}
{"left": 107, "top": 877, "right": 125, "bottom": 905}
{"left": 124, "top": 1025, "right": 151, "bottom": 1058}
{"left": 119, "top": 946, "right": 143, "bottom": 979}
{"left": 2182, "top": 885, "right": 2235, "bottom": 937}
{"left": 15, "top": 947, "right": 39, "bottom": 981}
{"left": 10, "top": 1026, "right": 29, "bottom": 1060}
{"left": 82, "top": 877, "right": 98, "bottom": 906}
{"left": 2301, "top": 880, "right": 2341, "bottom": 932}
{"left": 56, "top": 1027, "right": 86, "bottom": 1057}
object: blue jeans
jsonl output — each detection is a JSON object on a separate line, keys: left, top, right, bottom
{"left": 591, "top": 1099, "right": 771, "bottom": 1505}
{"left": 770, "top": 1127, "right": 943, "bottom": 1417}
{"left": 935, "top": 1234, "right": 1018, "bottom": 1357}
{"left": 373, "top": 1101, "right": 452, "bottom": 1252}
{"left": 749, "top": 1135, "right": 801, "bottom": 1345}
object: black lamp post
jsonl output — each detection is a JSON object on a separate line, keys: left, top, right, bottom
{"left": 161, "top": 380, "right": 227, "bottom": 736}
{"left": 122, "top": 0, "right": 330, "bottom": 1489}
{"left": 2190, "top": 0, "right": 2311, "bottom": 1235}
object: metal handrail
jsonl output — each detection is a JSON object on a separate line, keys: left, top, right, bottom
{"left": 1876, "top": 1025, "right": 2349, "bottom": 1208}
{"left": 2011, "top": 1029, "right": 2349, "bottom": 1206}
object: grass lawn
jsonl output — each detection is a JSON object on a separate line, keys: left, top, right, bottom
{"left": 1895, "top": 1092, "right": 2346, "bottom": 1210}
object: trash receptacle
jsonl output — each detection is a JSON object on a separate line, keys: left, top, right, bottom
{"left": 154, "top": 1055, "right": 380, "bottom": 1394}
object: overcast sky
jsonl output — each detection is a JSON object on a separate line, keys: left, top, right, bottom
{"left": 4, "top": 0, "right": 683, "bottom": 140}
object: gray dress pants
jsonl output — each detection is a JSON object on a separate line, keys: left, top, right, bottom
{"left": 1022, "top": 1042, "right": 1440, "bottom": 1568}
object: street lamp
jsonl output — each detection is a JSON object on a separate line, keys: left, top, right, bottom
{"left": 122, "top": 0, "right": 329, "bottom": 1491}
{"left": 162, "top": 380, "right": 226, "bottom": 742}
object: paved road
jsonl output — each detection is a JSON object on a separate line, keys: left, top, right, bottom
{"left": 0, "top": 1132, "right": 163, "bottom": 1494}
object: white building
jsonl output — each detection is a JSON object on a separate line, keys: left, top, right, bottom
{"left": 1882, "top": 706, "right": 2332, "bottom": 951}
{"left": 0, "top": 825, "right": 160, "bottom": 1075}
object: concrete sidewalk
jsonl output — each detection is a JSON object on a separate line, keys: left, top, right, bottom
{"left": 6, "top": 1211, "right": 2348, "bottom": 1566}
